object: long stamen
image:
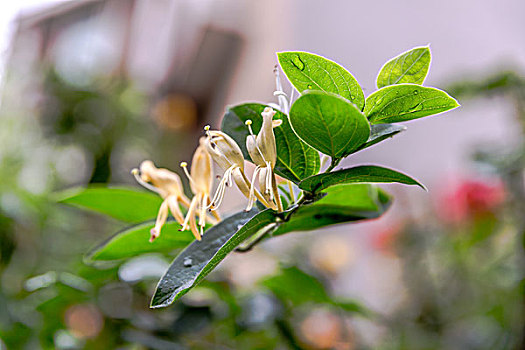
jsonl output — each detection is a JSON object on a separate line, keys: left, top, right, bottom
{"left": 208, "top": 165, "right": 235, "bottom": 210}
{"left": 131, "top": 168, "right": 161, "bottom": 195}
{"left": 208, "top": 180, "right": 225, "bottom": 210}
{"left": 180, "top": 162, "right": 196, "bottom": 188}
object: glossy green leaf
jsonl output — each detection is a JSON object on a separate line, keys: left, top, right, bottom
{"left": 56, "top": 187, "right": 162, "bottom": 223}
{"left": 377, "top": 46, "right": 431, "bottom": 88}
{"left": 289, "top": 91, "right": 370, "bottom": 159}
{"left": 364, "top": 84, "right": 460, "bottom": 124}
{"left": 85, "top": 220, "right": 195, "bottom": 262}
{"left": 274, "top": 184, "right": 391, "bottom": 235}
{"left": 299, "top": 165, "right": 425, "bottom": 193}
{"left": 151, "top": 209, "right": 277, "bottom": 308}
{"left": 221, "top": 103, "right": 320, "bottom": 183}
{"left": 278, "top": 51, "right": 365, "bottom": 110}
{"left": 353, "top": 123, "right": 407, "bottom": 153}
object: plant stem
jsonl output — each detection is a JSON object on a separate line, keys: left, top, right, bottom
{"left": 287, "top": 180, "right": 295, "bottom": 203}
{"left": 235, "top": 223, "right": 277, "bottom": 252}
{"left": 324, "top": 158, "right": 341, "bottom": 173}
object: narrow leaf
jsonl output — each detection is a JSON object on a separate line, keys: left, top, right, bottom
{"left": 377, "top": 46, "right": 431, "bottom": 88}
{"left": 85, "top": 220, "right": 195, "bottom": 262}
{"left": 289, "top": 91, "right": 370, "bottom": 159}
{"left": 364, "top": 84, "right": 459, "bottom": 124}
{"left": 56, "top": 187, "right": 162, "bottom": 223}
{"left": 299, "top": 165, "right": 425, "bottom": 193}
{"left": 278, "top": 51, "right": 365, "bottom": 110}
{"left": 274, "top": 184, "right": 391, "bottom": 235}
{"left": 353, "top": 123, "right": 407, "bottom": 153}
{"left": 221, "top": 103, "right": 320, "bottom": 183}
{"left": 151, "top": 209, "right": 277, "bottom": 308}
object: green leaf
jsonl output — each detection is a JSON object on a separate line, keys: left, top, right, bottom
{"left": 151, "top": 209, "right": 277, "bottom": 308}
{"left": 277, "top": 51, "right": 365, "bottom": 110}
{"left": 221, "top": 103, "right": 320, "bottom": 183}
{"left": 56, "top": 187, "right": 162, "bottom": 223}
{"left": 262, "top": 266, "right": 369, "bottom": 315}
{"left": 353, "top": 123, "right": 407, "bottom": 153}
{"left": 274, "top": 184, "right": 391, "bottom": 235}
{"left": 85, "top": 220, "right": 195, "bottom": 262}
{"left": 299, "top": 165, "right": 425, "bottom": 193}
{"left": 364, "top": 84, "right": 460, "bottom": 124}
{"left": 289, "top": 91, "right": 370, "bottom": 159}
{"left": 261, "top": 266, "right": 331, "bottom": 305}
{"left": 376, "top": 46, "right": 431, "bottom": 88}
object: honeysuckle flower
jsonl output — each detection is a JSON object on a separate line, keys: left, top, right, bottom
{"left": 179, "top": 137, "right": 220, "bottom": 240}
{"left": 245, "top": 107, "right": 283, "bottom": 211}
{"left": 131, "top": 160, "right": 190, "bottom": 242}
{"left": 203, "top": 126, "right": 275, "bottom": 211}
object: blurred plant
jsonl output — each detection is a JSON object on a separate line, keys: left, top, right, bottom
{"left": 371, "top": 70, "right": 525, "bottom": 349}
{"left": 38, "top": 69, "right": 151, "bottom": 183}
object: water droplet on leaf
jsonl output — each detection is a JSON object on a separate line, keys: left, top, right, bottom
{"left": 291, "top": 55, "right": 305, "bottom": 71}
{"left": 307, "top": 84, "right": 313, "bottom": 89}
{"left": 409, "top": 103, "right": 423, "bottom": 112}
{"left": 183, "top": 257, "right": 192, "bottom": 267}
{"left": 375, "top": 98, "right": 384, "bottom": 105}
{"left": 413, "top": 90, "right": 419, "bottom": 95}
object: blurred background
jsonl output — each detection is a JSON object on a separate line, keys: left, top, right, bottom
{"left": 0, "top": 0, "right": 524, "bottom": 349}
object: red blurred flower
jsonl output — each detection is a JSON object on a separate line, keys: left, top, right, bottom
{"left": 437, "top": 179, "right": 505, "bottom": 224}
{"left": 370, "top": 222, "right": 404, "bottom": 254}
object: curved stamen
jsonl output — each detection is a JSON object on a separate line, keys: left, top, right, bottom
{"left": 180, "top": 162, "right": 197, "bottom": 188}
{"left": 208, "top": 165, "right": 236, "bottom": 210}
{"left": 131, "top": 168, "right": 161, "bottom": 195}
